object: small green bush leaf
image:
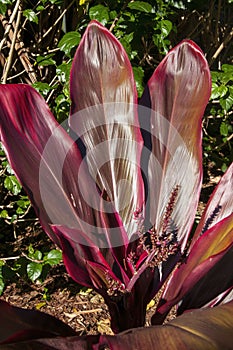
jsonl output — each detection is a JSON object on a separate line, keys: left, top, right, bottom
{"left": 27, "top": 262, "right": 42, "bottom": 282}
{"left": 58, "top": 32, "right": 81, "bottom": 56}
{"left": 16, "top": 198, "right": 30, "bottom": 208}
{"left": 222, "top": 64, "right": 233, "bottom": 73}
{"left": 0, "top": 4, "right": 7, "bottom": 15}
{"left": 45, "top": 250, "right": 62, "bottom": 266}
{"left": 0, "top": 210, "right": 8, "bottom": 218}
{"left": 128, "top": 1, "right": 152, "bottom": 13}
{"left": 36, "top": 55, "right": 56, "bottom": 67}
{"left": 211, "top": 82, "right": 220, "bottom": 99}
{"left": 0, "top": 278, "right": 4, "bottom": 295}
{"left": 33, "top": 82, "right": 53, "bottom": 96}
{"left": 217, "top": 85, "right": 228, "bottom": 98}
{"left": 220, "top": 122, "right": 229, "bottom": 137}
{"left": 16, "top": 207, "right": 24, "bottom": 215}
{"left": 4, "top": 175, "right": 22, "bottom": 195}
{"left": 160, "top": 20, "right": 173, "bottom": 37}
{"left": 36, "top": 5, "right": 45, "bottom": 11}
{"left": 34, "top": 250, "right": 43, "bottom": 261}
{"left": 220, "top": 95, "right": 233, "bottom": 111}
{"left": 56, "top": 62, "right": 72, "bottom": 83}
{"left": 89, "top": 5, "right": 110, "bottom": 25}
{"left": 133, "top": 66, "right": 144, "bottom": 98}
{"left": 23, "top": 9, "right": 38, "bottom": 24}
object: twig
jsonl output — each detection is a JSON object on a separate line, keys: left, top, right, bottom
{"left": 0, "top": 10, "right": 37, "bottom": 83}
{"left": 109, "top": 0, "right": 131, "bottom": 32}
{"left": 210, "top": 28, "right": 233, "bottom": 66}
{"left": 214, "top": 133, "right": 233, "bottom": 150}
{"left": 21, "top": 252, "right": 44, "bottom": 263}
{"left": 0, "top": 256, "right": 20, "bottom": 261}
{"left": 0, "top": 0, "right": 21, "bottom": 53}
{"left": 2, "top": 5, "right": 22, "bottom": 84}
{"left": 46, "top": 74, "right": 59, "bottom": 103}
{"left": 7, "top": 68, "right": 26, "bottom": 80}
{"left": 38, "top": 0, "right": 75, "bottom": 44}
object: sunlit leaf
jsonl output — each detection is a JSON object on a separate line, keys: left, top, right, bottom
{"left": 58, "top": 32, "right": 81, "bottom": 56}
{"left": 128, "top": 1, "right": 153, "bottom": 13}
{"left": 89, "top": 5, "right": 109, "bottom": 25}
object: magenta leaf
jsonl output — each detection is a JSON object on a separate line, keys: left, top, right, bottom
{"left": 0, "top": 300, "right": 76, "bottom": 344}
{"left": 70, "top": 20, "right": 145, "bottom": 238}
{"left": 140, "top": 40, "right": 211, "bottom": 251}
{"left": 177, "top": 245, "right": 233, "bottom": 314}
{"left": 0, "top": 84, "right": 128, "bottom": 250}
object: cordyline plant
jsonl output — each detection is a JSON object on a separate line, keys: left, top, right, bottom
{"left": 0, "top": 20, "right": 233, "bottom": 349}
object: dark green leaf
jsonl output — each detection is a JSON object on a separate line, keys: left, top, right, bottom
{"left": 27, "top": 262, "right": 42, "bottom": 282}
{"left": 32, "top": 82, "right": 53, "bottom": 96}
{"left": 89, "top": 5, "right": 110, "bottom": 25}
{"left": 36, "top": 55, "right": 56, "bottom": 67}
{"left": 0, "top": 4, "right": 7, "bottom": 15}
{"left": 128, "top": 1, "right": 153, "bottom": 13}
{"left": 58, "top": 32, "right": 81, "bottom": 56}
{"left": 110, "top": 10, "right": 118, "bottom": 20}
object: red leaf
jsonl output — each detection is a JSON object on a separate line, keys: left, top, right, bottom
{"left": 191, "top": 162, "right": 233, "bottom": 247}
{"left": 0, "top": 84, "right": 121, "bottom": 248}
{"left": 0, "top": 300, "right": 76, "bottom": 344}
{"left": 141, "top": 40, "right": 211, "bottom": 251}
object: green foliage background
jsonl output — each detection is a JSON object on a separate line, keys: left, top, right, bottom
{"left": 0, "top": 0, "right": 232, "bottom": 292}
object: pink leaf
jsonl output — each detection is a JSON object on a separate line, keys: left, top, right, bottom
{"left": 69, "top": 20, "right": 145, "bottom": 238}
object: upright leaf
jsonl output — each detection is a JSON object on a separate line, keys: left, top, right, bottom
{"left": 140, "top": 40, "right": 211, "bottom": 250}
{"left": 70, "top": 21, "right": 145, "bottom": 238}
